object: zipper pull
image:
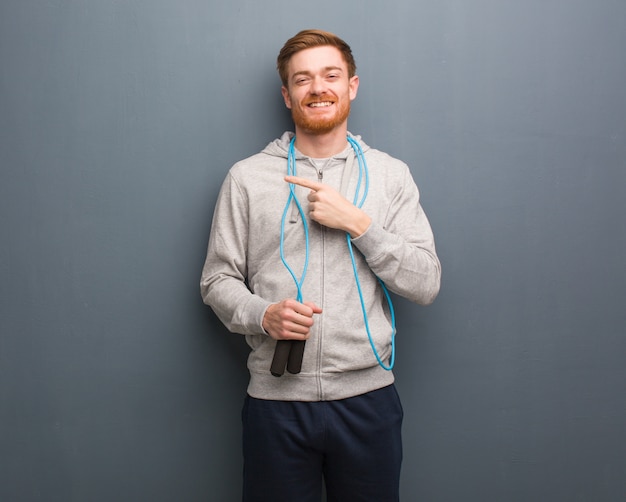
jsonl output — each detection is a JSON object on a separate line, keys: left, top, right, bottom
{"left": 317, "top": 169, "right": 323, "bottom": 182}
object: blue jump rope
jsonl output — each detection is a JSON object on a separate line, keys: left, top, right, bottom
{"left": 270, "top": 135, "right": 396, "bottom": 377}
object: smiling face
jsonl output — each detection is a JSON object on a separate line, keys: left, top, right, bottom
{"left": 281, "top": 46, "right": 359, "bottom": 136}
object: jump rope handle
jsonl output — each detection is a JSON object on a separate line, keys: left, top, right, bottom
{"left": 270, "top": 339, "right": 305, "bottom": 377}
{"left": 286, "top": 340, "right": 305, "bottom": 374}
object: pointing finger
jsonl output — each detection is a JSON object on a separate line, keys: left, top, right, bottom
{"left": 285, "top": 176, "right": 323, "bottom": 191}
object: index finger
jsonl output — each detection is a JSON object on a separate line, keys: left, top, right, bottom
{"left": 285, "top": 175, "right": 323, "bottom": 191}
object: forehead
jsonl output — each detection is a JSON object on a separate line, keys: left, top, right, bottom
{"left": 287, "top": 46, "right": 348, "bottom": 76}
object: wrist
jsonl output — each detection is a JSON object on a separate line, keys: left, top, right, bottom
{"left": 347, "top": 211, "right": 371, "bottom": 238}
{"left": 261, "top": 303, "right": 276, "bottom": 335}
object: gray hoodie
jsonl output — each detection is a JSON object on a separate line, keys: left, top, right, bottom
{"left": 200, "top": 132, "right": 441, "bottom": 401}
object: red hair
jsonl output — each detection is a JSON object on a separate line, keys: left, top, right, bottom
{"left": 277, "top": 29, "right": 357, "bottom": 86}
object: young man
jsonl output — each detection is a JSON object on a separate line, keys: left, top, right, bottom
{"left": 201, "top": 29, "right": 441, "bottom": 501}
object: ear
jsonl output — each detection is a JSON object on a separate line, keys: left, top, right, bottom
{"left": 349, "top": 75, "right": 359, "bottom": 101}
{"left": 281, "top": 86, "right": 292, "bottom": 109}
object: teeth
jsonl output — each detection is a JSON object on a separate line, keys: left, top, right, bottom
{"left": 309, "top": 102, "right": 333, "bottom": 108}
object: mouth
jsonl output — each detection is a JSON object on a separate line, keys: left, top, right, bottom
{"left": 307, "top": 101, "right": 334, "bottom": 109}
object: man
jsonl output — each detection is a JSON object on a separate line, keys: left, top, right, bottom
{"left": 201, "top": 29, "right": 441, "bottom": 501}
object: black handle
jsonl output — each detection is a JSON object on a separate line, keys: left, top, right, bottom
{"left": 270, "top": 340, "right": 292, "bottom": 377}
{"left": 270, "top": 339, "right": 306, "bottom": 377}
{"left": 286, "top": 340, "right": 305, "bottom": 374}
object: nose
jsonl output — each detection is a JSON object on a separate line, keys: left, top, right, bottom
{"left": 309, "top": 75, "right": 327, "bottom": 95}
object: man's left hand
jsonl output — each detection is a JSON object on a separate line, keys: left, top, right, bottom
{"left": 285, "top": 175, "right": 371, "bottom": 238}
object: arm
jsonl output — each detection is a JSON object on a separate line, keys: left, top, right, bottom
{"left": 200, "top": 172, "right": 269, "bottom": 335}
{"left": 285, "top": 168, "right": 441, "bottom": 305}
{"left": 350, "top": 168, "right": 441, "bottom": 305}
{"left": 201, "top": 173, "right": 322, "bottom": 337}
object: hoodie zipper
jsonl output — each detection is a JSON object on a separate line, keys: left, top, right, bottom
{"left": 316, "top": 166, "right": 325, "bottom": 399}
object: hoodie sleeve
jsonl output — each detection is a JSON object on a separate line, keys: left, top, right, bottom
{"left": 350, "top": 165, "right": 441, "bottom": 305}
{"left": 200, "top": 171, "right": 270, "bottom": 335}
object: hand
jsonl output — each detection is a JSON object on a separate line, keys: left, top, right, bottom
{"left": 262, "top": 299, "right": 323, "bottom": 341}
{"left": 285, "top": 176, "right": 372, "bottom": 237}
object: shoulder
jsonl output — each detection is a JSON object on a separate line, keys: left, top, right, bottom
{"left": 354, "top": 135, "right": 409, "bottom": 173}
{"left": 366, "top": 148, "right": 407, "bottom": 167}
{"left": 364, "top": 148, "right": 413, "bottom": 184}
{"left": 228, "top": 151, "right": 283, "bottom": 181}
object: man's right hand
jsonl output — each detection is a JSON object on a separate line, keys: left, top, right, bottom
{"left": 262, "top": 299, "right": 323, "bottom": 341}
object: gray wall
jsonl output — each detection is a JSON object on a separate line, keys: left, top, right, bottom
{"left": 1, "top": 1, "right": 625, "bottom": 501}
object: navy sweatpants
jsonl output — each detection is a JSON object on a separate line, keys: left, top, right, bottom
{"left": 241, "top": 384, "right": 403, "bottom": 502}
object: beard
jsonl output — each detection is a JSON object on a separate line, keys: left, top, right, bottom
{"left": 290, "top": 95, "right": 351, "bottom": 135}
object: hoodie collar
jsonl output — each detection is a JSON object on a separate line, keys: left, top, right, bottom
{"left": 267, "top": 132, "right": 368, "bottom": 223}
{"left": 262, "top": 131, "right": 370, "bottom": 160}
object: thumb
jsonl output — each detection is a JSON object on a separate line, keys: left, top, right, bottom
{"left": 303, "top": 301, "right": 323, "bottom": 314}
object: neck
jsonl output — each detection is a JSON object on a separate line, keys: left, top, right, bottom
{"left": 293, "top": 125, "right": 349, "bottom": 158}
